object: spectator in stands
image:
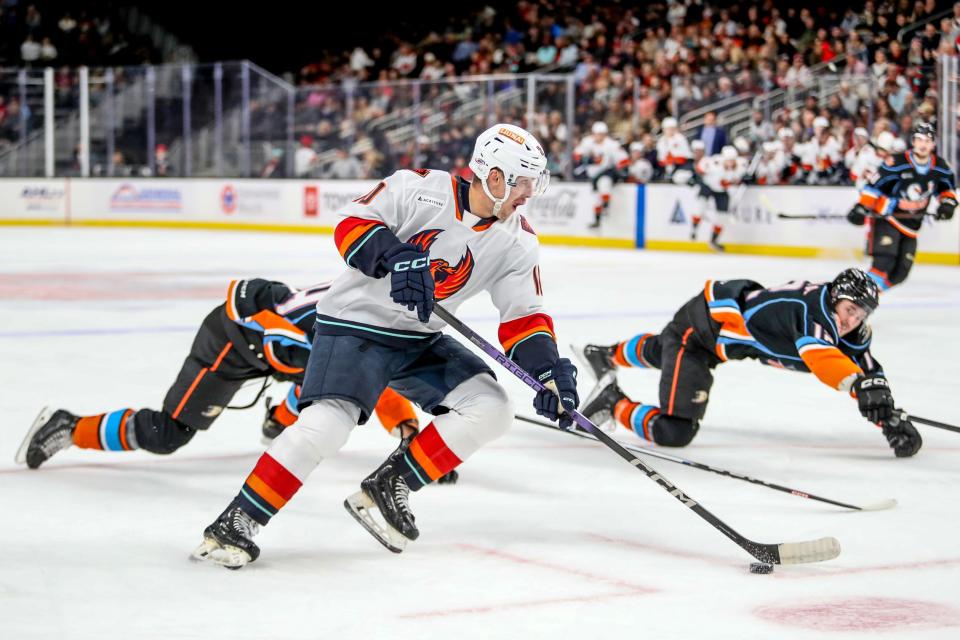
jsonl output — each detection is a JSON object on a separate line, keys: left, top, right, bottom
{"left": 21, "top": 35, "right": 41, "bottom": 64}
{"left": 326, "top": 148, "right": 364, "bottom": 179}
{"left": 40, "top": 37, "right": 57, "bottom": 63}
{"left": 698, "top": 111, "right": 728, "bottom": 156}
{"left": 784, "top": 54, "right": 813, "bottom": 89}
{"left": 295, "top": 135, "right": 318, "bottom": 178}
{"left": 747, "top": 110, "right": 775, "bottom": 145}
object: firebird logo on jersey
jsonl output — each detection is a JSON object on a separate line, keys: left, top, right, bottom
{"left": 900, "top": 182, "right": 934, "bottom": 211}
{"left": 407, "top": 229, "right": 474, "bottom": 300}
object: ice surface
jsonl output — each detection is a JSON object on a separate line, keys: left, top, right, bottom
{"left": 2, "top": 228, "right": 959, "bottom": 639}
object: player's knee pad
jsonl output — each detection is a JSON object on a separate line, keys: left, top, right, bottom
{"left": 438, "top": 373, "right": 514, "bottom": 444}
{"left": 132, "top": 409, "right": 197, "bottom": 454}
{"left": 286, "top": 398, "right": 360, "bottom": 460}
{"left": 651, "top": 414, "right": 699, "bottom": 447}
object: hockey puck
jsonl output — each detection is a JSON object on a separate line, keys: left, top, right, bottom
{"left": 749, "top": 562, "right": 774, "bottom": 574}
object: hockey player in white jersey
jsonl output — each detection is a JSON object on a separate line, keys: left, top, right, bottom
{"left": 627, "top": 141, "right": 653, "bottom": 183}
{"left": 803, "top": 117, "right": 843, "bottom": 185}
{"left": 848, "top": 130, "right": 895, "bottom": 189}
{"left": 691, "top": 146, "right": 746, "bottom": 251}
{"left": 192, "top": 124, "right": 580, "bottom": 568}
{"left": 574, "top": 121, "right": 629, "bottom": 228}
{"left": 656, "top": 117, "right": 693, "bottom": 182}
{"left": 754, "top": 140, "right": 785, "bottom": 185}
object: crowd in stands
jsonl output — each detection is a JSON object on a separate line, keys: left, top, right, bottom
{"left": 287, "top": 0, "right": 960, "bottom": 183}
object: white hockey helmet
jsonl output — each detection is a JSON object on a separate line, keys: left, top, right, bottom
{"left": 591, "top": 121, "right": 609, "bottom": 135}
{"left": 891, "top": 137, "right": 907, "bottom": 153}
{"left": 733, "top": 136, "right": 750, "bottom": 154}
{"left": 813, "top": 116, "right": 830, "bottom": 130}
{"left": 853, "top": 127, "right": 869, "bottom": 139}
{"left": 469, "top": 123, "right": 550, "bottom": 217}
{"left": 629, "top": 141, "right": 644, "bottom": 154}
{"left": 875, "top": 131, "right": 896, "bottom": 152}
{"left": 778, "top": 127, "right": 796, "bottom": 139}
{"left": 662, "top": 116, "right": 679, "bottom": 130}
{"left": 762, "top": 140, "right": 781, "bottom": 154}
{"left": 691, "top": 139, "right": 706, "bottom": 151}
{"left": 720, "top": 145, "right": 738, "bottom": 160}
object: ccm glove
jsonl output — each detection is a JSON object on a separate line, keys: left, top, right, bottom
{"left": 936, "top": 196, "right": 957, "bottom": 221}
{"left": 534, "top": 358, "right": 579, "bottom": 429}
{"left": 847, "top": 203, "right": 869, "bottom": 226}
{"left": 853, "top": 375, "right": 894, "bottom": 423}
{"left": 881, "top": 413, "right": 922, "bottom": 458}
{"left": 382, "top": 243, "right": 435, "bottom": 323}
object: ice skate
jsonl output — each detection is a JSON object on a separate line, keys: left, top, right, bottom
{"left": 575, "top": 343, "right": 616, "bottom": 381}
{"left": 191, "top": 501, "right": 261, "bottom": 569}
{"left": 345, "top": 442, "right": 419, "bottom": 553}
{"left": 578, "top": 374, "right": 624, "bottom": 432}
{"left": 16, "top": 408, "right": 79, "bottom": 469}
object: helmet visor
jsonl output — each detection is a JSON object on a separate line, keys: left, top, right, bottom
{"left": 510, "top": 170, "right": 550, "bottom": 197}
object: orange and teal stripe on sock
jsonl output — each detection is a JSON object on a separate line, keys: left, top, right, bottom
{"left": 236, "top": 453, "right": 303, "bottom": 525}
{"left": 614, "top": 398, "right": 660, "bottom": 442}
{"left": 72, "top": 409, "right": 136, "bottom": 451}
{"left": 399, "top": 423, "right": 461, "bottom": 491}
{"left": 612, "top": 333, "right": 654, "bottom": 368}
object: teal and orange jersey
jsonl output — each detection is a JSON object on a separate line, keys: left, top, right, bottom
{"left": 703, "top": 279, "right": 882, "bottom": 392}
{"left": 859, "top": 151, "right": 956, "bottom": 237}
{"left": 224, "top": 278, "right": 332, "bottom": 383}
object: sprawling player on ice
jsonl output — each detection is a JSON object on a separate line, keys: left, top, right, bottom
{"left": 573, "top": 121, "right": 629, "bottom": 228}
{"left": 15, "top": 279, "right": 435, "bottom": 473}
{"left": 577, "top": 268, "right": 922, "bottom": 458}
{"left": 848, "top": 122, "right": 956, "bottom": 291}
{"left": 191, "top": 123, "right": 578, "bottom": 568}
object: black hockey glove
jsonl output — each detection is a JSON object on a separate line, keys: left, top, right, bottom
{"left": 881, "top": 412, "right": 922, "bottom": 458}
{"left": 383, "top": 243, "right": 435, "bottom": 323}
{"left": 534, "top": 358, "right": 579, "bottom": 429}
{"left": 936, "top": 196, "right": 957, "bottom": 221}
{"left": 853, "top": 375, "right": 894, "bottom": 423}
{"left": 847, "top": 203, "right": 869, "bottom": 226}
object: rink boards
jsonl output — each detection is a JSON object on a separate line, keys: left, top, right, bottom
{"left": 1, "top": 178, "right": 957, "bottom": 264}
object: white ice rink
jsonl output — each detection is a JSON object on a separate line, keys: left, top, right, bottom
{"left": 2, "top": 227, "right": 959, "bottom": 639}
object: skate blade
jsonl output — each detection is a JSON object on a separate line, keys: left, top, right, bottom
{"left": 578, "top": 373, "right": 619, "bottom": 432}
{"left": 570, "top": 343, "right": 609, "bottom": 384}
{"left": 15, "top": 407, "right": 52, "bottom": 466}
{"left": 190, "top": 537, "right": 252, "bottom": 570}
{"left": 343, "top": 491, "right": 407, "bottom": 554}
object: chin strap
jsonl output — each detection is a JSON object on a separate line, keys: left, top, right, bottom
{"left": 481, "top": 175, "right": 512, "bottom": 219}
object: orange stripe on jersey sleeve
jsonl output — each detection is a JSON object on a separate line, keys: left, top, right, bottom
{"left": 373, "top": 387, "right": 418, "bottom": 434}
{"left": 798, "top": 344, "right": 864, "bottom": 390}
{"left": 334, "top": 217, "right": 384, "bottom": 258}
{"left": 499, "top": 313, "right": 557, "bottom": 354}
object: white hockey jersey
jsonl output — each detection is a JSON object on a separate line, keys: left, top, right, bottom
{"left": 846, "top": 144, "right": 882, "bottom": 189}
{"left": 755, "top": 151, "right": 785, "bottom": 185}
{"left": 318, "top": 168, "right": 556, "bottom": 362}
{"left": 699, "top": 155, "right": 747, "bottom": 192}
{"left": 573, "top": 136, "right": 629, "bottom": 178}
{"left": 656, "top": 132, "right": 693, "bottom": 173}
{"left": 801, "top": 135, "right": 842, "bottom": 180}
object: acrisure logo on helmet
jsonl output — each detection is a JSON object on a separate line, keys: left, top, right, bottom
{"left": 498, "top": 128, "right": 525, "bottom": 145}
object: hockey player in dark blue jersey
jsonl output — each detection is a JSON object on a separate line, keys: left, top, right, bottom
{"left": 16, "top": 279, "right": 427, "bottom": 470}
{"left": 579, "top": 268, "right": 921, "bottom": 457}
{"left": 848, "top": 123, "right": 956, "bottom": 291}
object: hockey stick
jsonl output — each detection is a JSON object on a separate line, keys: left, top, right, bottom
{"left": 760, "top": 194, "right": 934, "bottom": 221}
{"left": 897, "top": 411, "right": 960, "bottom": 435}
{"left": 515, "top": 414, "right": 895, "bottom": 512}
{"left": 433, "top": 303, "right": 840, "bottom": 565}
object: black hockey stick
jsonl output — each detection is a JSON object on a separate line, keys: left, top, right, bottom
{"left": 897, "top": 411, "right": 960, "bottom": 435}
{"left": 515, "top": 414, "right": 895, "bottom": 512}
{"left": 760, "top": 194, "right": 933, "bottom": 221}
{"left": 433, "top": 303, "right": 840, "bottom": 565}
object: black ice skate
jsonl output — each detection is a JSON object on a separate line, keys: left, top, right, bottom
{"left": 191, "top": 501, "right": 261, "bottom": 569}
{"left": 436, "top": 469, "right": 459, "bottom": 485}
{"left": 261, "top": 401, "right": 284, "bottom": 444}
{"left": 579, "top": 378, "right": 626, "bottom": 432}
{"left": 344, "top": 442, "right": 419, "bottom": 553}
{"left": 709, "top": 230, "right": 726, "bottom": 252}
{"left": 16, "top": 407, "right": 79, "bottom": 469}
{"left": 577, "top": 343, "right": 616, "bottom": 381}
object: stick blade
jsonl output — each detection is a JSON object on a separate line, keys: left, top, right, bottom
{"left": 858, "top": 498, "right": 898, "bottom": 512}
{"left": 777, "top": 536, "right": 841, "bottom": 565}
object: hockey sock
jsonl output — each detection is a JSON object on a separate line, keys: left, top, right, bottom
{"left": 613, "top": 399, "right": 661, "bottom": 441}
{"left": 236, "top": 453, "right": 303, "bottom": 526}
{"left": 271, "top": 386, "right": 301, "bottom": 428}
{"left": 692, "top": 216, "right": 701, "bottom": 226}
{"left": 72, "top": 409, "right": 137, "bottom": 451}
{"left": 867, "top": 268, "right": 892, "bottom": 292}
{"left": 711, "top": 225, "right": 723, "bottom": 239}
{"left": 395, "top": 423, "right": 461, "bottom": 491}
{"left": 612, "top": 333, "right": 655, "bottom": 368}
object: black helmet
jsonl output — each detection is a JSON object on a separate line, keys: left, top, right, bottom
{"left": 912, "top": 122, "right": 936, "bottom": 141}
{"left": 829, "top": 268, "right": 879, "bottom": 314}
